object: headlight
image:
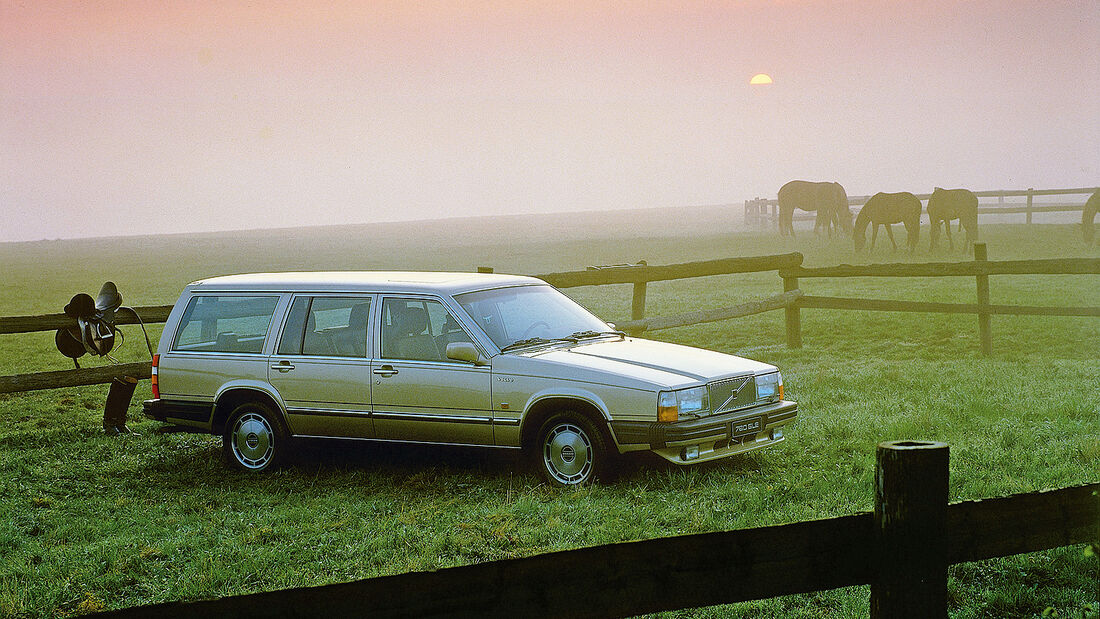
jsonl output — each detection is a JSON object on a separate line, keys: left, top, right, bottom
{"left": 658, "top": 386, "right": 709, "bottom": 422}
{"left": 756, "top": 371, "right": 783, "bottom": 403}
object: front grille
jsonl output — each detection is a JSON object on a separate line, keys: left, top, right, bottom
{"left": 707, "top": 375, "right": 756, "bottom": 415}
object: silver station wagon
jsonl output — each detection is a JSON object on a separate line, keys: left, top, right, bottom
{"left": 144, "top": 272, "right": 798, "bottom": 486}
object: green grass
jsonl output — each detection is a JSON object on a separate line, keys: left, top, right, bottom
{"left": 0, "top": 215, "right": 1097, "bottom": 617}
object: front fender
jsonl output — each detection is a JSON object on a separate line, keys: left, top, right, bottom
{"left": 523, "top": 387, "right": 613, "bottom": 422}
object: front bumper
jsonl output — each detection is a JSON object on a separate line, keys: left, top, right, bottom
{"left": 610, "top": 400, "right": 797, "bottom": 463}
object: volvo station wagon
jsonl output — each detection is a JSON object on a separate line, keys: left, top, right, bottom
{"left": 144, "top": 272, "right": 798, "bottom": 486}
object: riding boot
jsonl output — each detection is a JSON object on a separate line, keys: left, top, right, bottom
{"left": 103, "top": 376, "right": 138, "bottom": 434}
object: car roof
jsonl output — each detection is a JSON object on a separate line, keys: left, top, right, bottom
{"left": 186, "top": 271, "right": 546, "bottom": 296}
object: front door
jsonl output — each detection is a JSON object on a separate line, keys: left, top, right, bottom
{"left": 371, "top": 296, "right": 493, "bottom": 445}
{"left": 268, "top": 295, "right": 375, "bottom": 438}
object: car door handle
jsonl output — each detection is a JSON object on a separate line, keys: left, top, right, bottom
{"left": 271, "top": 361, "right": 295, "bottom": 372}
{"left": 373, "top": 365, "right": 398, "bottom": 377}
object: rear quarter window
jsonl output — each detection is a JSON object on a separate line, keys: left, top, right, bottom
{"left": 172, "top": 295, "right": 280, "bottom": 354}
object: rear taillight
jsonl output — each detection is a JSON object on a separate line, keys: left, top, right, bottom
{"left": 151, "top": 354, "right": 160, "bottom": 399}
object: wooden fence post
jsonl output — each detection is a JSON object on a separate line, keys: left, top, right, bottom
{"left": 632, "top": 281, "right": 647, "bottom": 321}
{"left": 1025, "top": 188, "right": 1034, "bottom": 224}
{"left": 974, "top": 243, "right": 992, "bottom": 355}
{"left": 871, "top": 440, "right": 950, "bottom": 619}
{"left": 783, "top": 275, "right": 802, "bottom": 348}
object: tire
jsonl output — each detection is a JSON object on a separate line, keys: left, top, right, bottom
{"left": 532, "top": 411, "right": 614, "bottom": 487}
{"left": 222, "top": 401, "right": 288, "bottom": 472}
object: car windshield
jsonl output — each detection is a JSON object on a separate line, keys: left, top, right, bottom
{"left": 455, "top": 285, "right": 613, "bottom": 351}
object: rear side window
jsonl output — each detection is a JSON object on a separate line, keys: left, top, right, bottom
{"left": 277, "top": 296, "right": 372, "bottom": 358}
{"left": 172, "top": 295, "right": 280, "bottom": 354}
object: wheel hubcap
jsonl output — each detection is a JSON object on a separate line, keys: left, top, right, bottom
{"left": 543, "top": 423, "right": 592, "bottom": 484}
{"left": 232, "top": 413, "right": 274, "bottom": 470}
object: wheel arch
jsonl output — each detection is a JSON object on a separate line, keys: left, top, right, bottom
{"left": 212, "top": 386, "right": 285, "bottom": 436}
{"left": 520, "top": 396, "right": 613, "bottom": 452}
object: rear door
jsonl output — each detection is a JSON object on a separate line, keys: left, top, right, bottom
{"left": 267, "top": 295, "right": 375, "bottom": 438}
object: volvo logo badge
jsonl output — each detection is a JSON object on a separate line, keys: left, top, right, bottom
{"left": 560, "top": 445, "right": 576, "bottom": 463}
{"left": 719, "top": 378, "right": 750, "bottom": 411}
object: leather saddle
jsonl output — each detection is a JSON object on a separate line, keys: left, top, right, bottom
{"left": 55, "top": 282, "right": 124, "bottom": 367}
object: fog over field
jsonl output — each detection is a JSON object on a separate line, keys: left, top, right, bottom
{"left": 2, "top": 1, "right": 1098, "bottom": 243}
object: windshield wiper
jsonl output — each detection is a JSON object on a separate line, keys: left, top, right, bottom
{"left": 500, "top": 336, "right": 578, "bottom": 353}
{"left": 500, "top": 330, "right": 625, "bottom": 353}
{"left": 568, "top": 329, "right": 626, "bottom": 340}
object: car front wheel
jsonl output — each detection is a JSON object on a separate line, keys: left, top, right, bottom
{"left": 223, "top": 402, "right": 287, "bottom": 472}
{"left": 534, "top": 412, "right": 612, "bottom": 487}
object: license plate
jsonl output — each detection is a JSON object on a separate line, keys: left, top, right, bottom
{"left": 730, "top": 417, "right": 762, "bottom": 438}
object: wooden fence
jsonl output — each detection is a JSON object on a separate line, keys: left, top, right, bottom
{"left": 91, "top": 441, "right": 1098, "bottom": 619}
{"left": 778, "top": 243, "right": 1100, "bottom": 354}
{"left": 1, "top": 245, "right": 1097, "bottom": 394}
{"left": 744, "top": 186, "right": 1099, "bottom": 228}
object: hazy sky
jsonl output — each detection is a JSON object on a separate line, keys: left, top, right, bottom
{"left": 2, "top": 0, "right": 1098, "bottom": 242}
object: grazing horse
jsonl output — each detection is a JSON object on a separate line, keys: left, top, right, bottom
{"left": 853, "top": 192, "right": 922, "bottom": 252}
{"left": 927, "top": 187, "right": 978, "bottom": 252}
{"left": 777, "top": 180, "right": 851, "bottom": 237}
{"left": 1083, "top": 190, "right": 1098, "bottom": 245}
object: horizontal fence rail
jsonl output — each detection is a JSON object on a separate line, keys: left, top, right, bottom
{"left": 617, "top": 290, "right": 802, "bottom": 334}
{"left": 752, "top": 187, "right": 1100, "bottom": 207}
{"left": 537, "top": 253, "right": 803, "bottom": 288}
{"left": 0, "top": 305, "right": 173, "bottom": 336}
{"left": 779, "top": 257, "right": 1100, "bottom": 279}
{"left": 797, "top": 296, "right": 1100, "bottom": 317}
{"left": 94, "top": 482, "right": 1098, "bottom": 619}
{"left": 0, "top": 361, "right": 151, "bottom": 394}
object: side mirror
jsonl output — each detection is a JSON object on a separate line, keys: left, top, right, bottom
{"left": 446, "top": 342, "right": 486, "bottom": 365}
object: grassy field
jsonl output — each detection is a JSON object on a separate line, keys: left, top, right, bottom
{"left": 0, "top": 212, "right": 1097, "bottom": 618}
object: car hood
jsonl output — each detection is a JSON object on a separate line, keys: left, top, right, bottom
{"left": 519, "top": 337, "right": 776, "bottom": 388}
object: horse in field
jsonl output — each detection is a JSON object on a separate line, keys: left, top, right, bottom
{"left": 927, "top": 187, "right": 978, "bottom": 252}
{"left": 777, "top": 180, "right": 851, "bottom": 237}
{"left": 1083, "top": 189, "right": 1098, "bottom": 245}
{"left": 853, "top": 192, "right": 922, "bottom": 252}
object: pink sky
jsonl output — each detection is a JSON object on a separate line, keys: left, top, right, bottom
{"left": 2, "top": 0, "right": 1097, "bottom": 241}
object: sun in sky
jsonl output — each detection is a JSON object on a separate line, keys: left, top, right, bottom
{"left": 749, "top": 73, "right": 773, "bottom": 86}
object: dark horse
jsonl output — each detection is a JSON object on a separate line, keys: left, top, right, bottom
{"left": 853, "top": 192, "right": 922, "bottom": 252}
{"left": 777, "top": 180, "right": 852, "bottom": 237}
{"left": 1083, "top": 189, "right": 1098, "bottom": 245}
{"left": 927, "top": 187, "right": 978, "bottom": 252}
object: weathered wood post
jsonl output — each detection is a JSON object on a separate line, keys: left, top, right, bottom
{"left": 781, "top": 254, "right": 803, "bottom": 349}
{"left": 631, "top": 281, "right": 647, "bottom": 321}
{"left": 973, "top": 243, "right": 992, "bottom": 355}
{"left": 783, "top": 275, "right": 801, "bottom": 348}
{"left": 1025, "top": 188, "right": 1034, "bottom": 224}
{"left": 871, "top": 440, "right": 950, "bottom": 619}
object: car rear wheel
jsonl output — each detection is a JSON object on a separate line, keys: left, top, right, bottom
{"left": 533, "top": 411, "right": 613, "bottom": 487}
{"left": 223, "top": 401, "right": 287, "bottom": 472}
